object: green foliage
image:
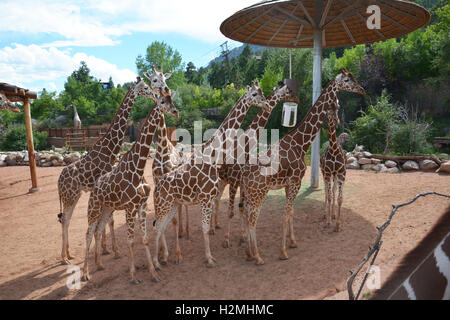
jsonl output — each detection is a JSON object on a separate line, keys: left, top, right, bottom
{"left": 0, "top": 125, "right": 49, "bottom": 151}
{"left": 390, "top": 121, "right": 432, "bottom": 154}
{"left": 350, "top": 91, "right": 400, "bottom": 153}
{"left": 136, "top": 41, "right": 186, "bottom": 89}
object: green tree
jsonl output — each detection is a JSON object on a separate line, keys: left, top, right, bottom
{"left": 136, "top": 41, "right": 186, "bottom": 89}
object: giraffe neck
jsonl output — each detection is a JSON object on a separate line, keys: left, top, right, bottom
{"left": 124, "top": 105, "right": 161, "bottom": 178}
{"left": 154, "top": 114, "right": 175, "bottom": 172}
{"left": 245, "top": 91, "right": 278, "bottom": 132}
{"left": 204, "top": 94, "right": 252, "bottom": 147}
{"left": 72, "top": 105, "right": 79, "bottom": 117}
{"left": 287, "top": 80, "right": 338, "bottom": 154}
{"left": 91, "top": 84, "right": 138, "bottom": 157}
{"left": 390, "top": 232, "right": 450, "bottom": 300}
{"left": 327, "top": 111, "right": 339, "bottom": 154}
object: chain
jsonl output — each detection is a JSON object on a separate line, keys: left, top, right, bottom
{"left": 347, "top": 191, "right": 450, "bottom": 300}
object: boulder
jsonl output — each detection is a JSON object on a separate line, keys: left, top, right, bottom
{"left": 346, "top": 156, "right": 357, "bottom": 164}
{"left": 358, "top": 158, "right": 372, "bottom": 165}
{"left": 346, "top": 161, "right": 360, "bottom": 170}
{"left": 0, "top": 161, "right": 7, "bottom": 167}
{"left": 371, "top": 158, "right": 381, "bottom": 165}
{"left": 50, "top": 154, "right": 64, "bottom": 162}
{"left": 402, "top": 161, "right": 419, "bottom": 171}
{"left": 5, "top": 154, "right": 18, "bottom": 166}
{"left": 386, "top": 167, "right": 400, "bottom": 174}
{"left": 436, "top": 161, "right": 450, "bottom": 173}
{"left": 385, "top": 160, "right": 397, "bottom": 168}
{"left": 372, "top": 164, "right": 387, "bottom": 172}
{"left": 419, "top": 159, "right": 438, "bottom": 171}
{"left": 362, "top": 151, "right": 372, "bottom": 158}
{"left": 41, "top": 161, "right": 53, "bottom": 167}
{"left": 362, "top": 164, "right": 375, "bottom": 170}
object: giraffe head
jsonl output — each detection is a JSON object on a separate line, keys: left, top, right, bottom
{"left": 335, "top": 69, "right": 366, "bottom": 95}
{"left": 153, "top": 88, "right": 179, "bottom": 119}
{"left": 337, "top": 132, "right": 350, "bottom": 146}
{"left": 66, "top": 104, "right": 75, "bottom": 110}
{"left": 143, "top": 66, "right": 171, "bottom": 94}
{"left": 245, "top": 81, "right": 269, "bottom": 111}
{"left": 274, "top": 81, "right": 299, "bottom": 104}
{"left": 0, "top": 92, "right": 20, "bottom": 113}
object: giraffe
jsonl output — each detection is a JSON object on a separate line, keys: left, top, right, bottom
{"left": 220, "top": 82, "right": 299, "bottom": 248}
{"left": 152, "top": 82, "right": 269, "bottom": 270}
{"left": 66, "top": 104, "right": 82, "bottom": 129}
{"left": 239, "top": 69, "right": 365, "bottom": 265}
{"left": 372, "top": 206, "right": 450, "bottom": 300}
{"left": 57, "top": 68, "right": 170, "bottom": 265}
{"left": 320, "top": 104, "right": 351, "bottom": 232}
{"left": 81, "top": 88, "right": 178, "bottom": 284}
{"left": 0, "top": 92, "right": 20, "bottom": 113}
{"left": 151, "top": 112, "right": 190, "bottom": 240}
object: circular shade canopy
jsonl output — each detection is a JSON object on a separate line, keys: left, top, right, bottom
{"left": 220, "top": 0, "right": 431, "bottom": 48}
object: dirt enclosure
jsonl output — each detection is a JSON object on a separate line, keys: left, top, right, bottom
{"left": 0, "top": 161, "right": 448, "bottom": 300}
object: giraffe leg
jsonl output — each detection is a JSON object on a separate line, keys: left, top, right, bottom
{"left": 125, "top": 209, "right": 140, "bottom": 284}
{"left": 209, "top": 199, "right": 219, "bottom": 235}
{"left": 184, "top": 205, "right": 190, "bottom": 240}
{"left": 247, "top": 205, "right": 264, "bottom": 265}
{"left": 238, "top": 187, "right": 247, "bottom": 246}
{"left": 331, "top": 176, "right": 337, "bottom": 220}
{"left": 325, "top": 177, "right": 333, "bottom": 228}
{"left": 335, "top": 177, "right": 345, "bottom": 232}
{"left": 281, "top": 184, "right": 300, "bottom": 259}
{"left": 177, "top": 204, "right": 183, "bottom": 238}
{"left": 322, "top": 176, "right": 330, "bottom": 221}
{"left": 101, "top": 228, "right": 110, "bottom": 255}
{"left": 201, "top": 201, "right": 216, "bottom": 268}
{"left": 81, "top": 221, "right": 97, "bottom": 282}
{"left": 137, "top": 204, "right": 160, "bottom": 282}
{"left": 108, "top": 217, "right": 121, "bottom": 259}
{"left": 153, "top": 206, "right": 176, "bottom": 270}
{"left": 94, "top": 209, "right": 112, "bottom": 271}
{"left": 223, "top": 183, "right": 238, "bottom": 248}
{"left": 60, "top": 201, "right": 78, "bottom": 264}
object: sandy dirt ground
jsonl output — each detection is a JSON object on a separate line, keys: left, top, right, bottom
{"left": 0, "top": 161, "right": 448, "bottom": 300}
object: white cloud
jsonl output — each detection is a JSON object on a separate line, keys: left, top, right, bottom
{"left": 0, "top": 44, "right": 136, "bottom": 87}
{"left": 0, "top": 0, "right": 256, "bottom": 46}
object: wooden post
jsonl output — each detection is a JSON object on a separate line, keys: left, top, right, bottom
{"left": 23, "top": 97, "right": 40, "bottom": 192}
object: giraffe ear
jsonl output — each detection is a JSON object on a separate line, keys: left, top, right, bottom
{"left": 171, "top": 91, "right": 176, "bottom": 98}
{"left": 151, "top": 66, "right": 157, "bottom": 73}
{"left": 340, "top": 68, "right": 348, "bottom": 75}
{"left": 136, "top": 76, "right": 142, "bottom": 82}
{"left": 164, "top": 73, "right": 172, "bottom": 80}
{"left": 143, "top": 72, "right": 151, "bottom": 80}
{"left": 158, "top": 66, "right": 163, "bottom": 72}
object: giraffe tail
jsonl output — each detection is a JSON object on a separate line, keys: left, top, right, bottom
{"left": 57, "top": 187, "right": 63, "bottom": 224}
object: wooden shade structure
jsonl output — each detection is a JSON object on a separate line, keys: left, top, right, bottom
{"left": 0, "top": 83, "right": 40, "bottom": 193}
{"left": 220, "top": 0, "right": 430, "bottom": 188}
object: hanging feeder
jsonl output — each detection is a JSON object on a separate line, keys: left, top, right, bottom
{"left": 281, "top": 49, "right": 298, "bottom": 128}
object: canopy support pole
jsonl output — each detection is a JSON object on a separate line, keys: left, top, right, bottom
{"left": 23, "top": 97, "right": 39, "bottom": 193}
{"left": 310, "top": 29, "right": 323, "bottom": 189}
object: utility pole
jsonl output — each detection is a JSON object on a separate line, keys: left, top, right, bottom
{"left": 220, "top": 41, "right": 232, "bottom": 84}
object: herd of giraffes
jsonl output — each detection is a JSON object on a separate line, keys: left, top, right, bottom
{"left": 3, "top": 69, "right": 448, "bottom": 300}
{"left": 55, "top": 67, "right": 366, "bottom": 283}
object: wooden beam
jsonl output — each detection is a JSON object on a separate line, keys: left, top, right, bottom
{"left": 342, "top": 0, "right": 386, "bottom": 40}
{"left": 299, "top": 1, "right": 316, "bottom": 28}
{"left": 381, "top": 11, "right": 410, "bottom": 31}
{"left": 290, "top": 34, "right": 314, "bottom": 45}
{"left": 323, "top": 0, "right": 364, "bottom": 29}
{"left": 268, "top": 2, "right": 301, "bottom": 45}
{"left": 376, "top": 0, "right": 419, "bottom": 20}
{"left": 320, "top": 0, "right": 333, "bottom": 28}
{"left": 293, "top": 24, "right": 304, "bottom": 46}
{"left": 229, "top": 7, "right": 275, "bottom": 36}
{"left": 245, "top": 14, "right": 278, "bottom": 42}
{"left": 341, "top": 19, "right": 356, "bottom": 44}
{"left": 274, "top": 6, "right": 312, "bottom": 28}
{"left": 23, "top": 97, "right": 40, "bottom": 193}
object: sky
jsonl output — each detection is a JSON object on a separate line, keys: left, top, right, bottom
{"left": 0, "top": 0, "right": 257, "bottom": 94}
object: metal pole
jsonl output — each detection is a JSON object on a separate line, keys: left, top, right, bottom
{"left": 23, "top": 97, "right": 40, "bottom": 193}
{"left": 310, "top": 28, "right": 322, "bottom": 189}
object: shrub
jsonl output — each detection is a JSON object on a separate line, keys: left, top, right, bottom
{"left": 0, "top": 124, "right": 49, "bottom": 151}
{"left": 390, "top": 120, "right": 432, "bottom": 155}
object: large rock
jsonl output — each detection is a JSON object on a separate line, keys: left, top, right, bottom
{"left": 385, "top": 160, "right": 397, "bottom": 168}
{"left": 346, "top": 156, "right": 357, "bottom": 164}
{"left": 402, "top": 161, "right": 419, "bottom": 171}
{"left": 5, "top": 153, "right": 18, "bottom": 166}
{"left": 371, "top": 158, "right": 381, "bottom": 165}
{"left": 419, "top": 160, "right": 439, "bottom": 171}
{"left": 346, "top": 161, "right": 360, "bottom": 170}
{"left": 437, "top": 161, "right": 450, "bottom": 173}
{"left": 0, "top": 160, "right": 6, "bottom": 167}
{"left": 362, "top": 164, "right": 375, "bottom": 170}
{"left": 386, "top": 167, "right": 400, "bottom": 174}
{"left": 362, "top": 151, "right": 373, "bottom": 158}
{"left": 372, "top": 164, "right": 387, "bottom": 172}
{"left": 358, "top": 158, "right": 372, "bottom": 165}
{"left": 41, "top": 161, "right": 53, "bottom": 167}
